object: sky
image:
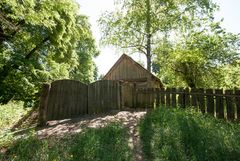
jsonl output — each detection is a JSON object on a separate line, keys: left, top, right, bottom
{"left": 76, "top": 0, "right": 240, "bottom": 75}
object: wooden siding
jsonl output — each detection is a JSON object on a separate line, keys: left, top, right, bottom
{"left": 103, "top": 54, "right": 162, "bottom": 88}
{"left": 104, "top": 56, "right": 150, "bottom": 80}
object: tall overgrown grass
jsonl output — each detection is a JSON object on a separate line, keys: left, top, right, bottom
{"left": 139, "top": 107, "right": 240, "bottom": 161}
{"left": 1, "top": 123, "right": 132, "bottom": 161}
{"left": 0, "top": 101, "right": 30, "bottom": 132}
{"left": 0, "top": 101, "right": 31, "bottom": 147}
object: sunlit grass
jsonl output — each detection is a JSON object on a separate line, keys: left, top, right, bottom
{"left": 140, "top": 107, "right": 240, "bottom": 161}
{"left": 0, "top": 101, "right": 30, "bottom": 132}
{"left": 1, "top": 122, "right": 133, "bottom": 161}
{"left": 0, "top": 101, "right": 31, "bottom": 147}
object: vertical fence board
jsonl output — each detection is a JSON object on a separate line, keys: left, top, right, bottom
{"left": 39, "top": 84, "right": 50, "bottom": 125}
{"left": 156, "top": 88, "right": 160, "bottom": 107}
{"left": 185, "top": 88, "right": 190, "bottom": 107}
{"left": 172, "top": 88, "right": 176, "bottom": 107}
{"left": 166, "top": 88, "right": 171, "bottom": 107}
{"left": 225, "top": 90, "right": 235, "bottom": 120}
{"left": 235, "top": 89, "right": 240, "bottom": 120}
{"left": 206, "top": 89, "right": 214, "bottom": 117}
{"left": 191, "top": 88, "right": 197, "bottom": 108}
{"left": 198, "top": 88, "right": 205, "bottom": 113}
{"left": 215, "top": 89, "right": 224, "bottom": 119}
{"left": 178, "top": 88, "right": 185, "bottom": 108}
{"left": 160, "top": 88, "right": 165, "bottom": 107}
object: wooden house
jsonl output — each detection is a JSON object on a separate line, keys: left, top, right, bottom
{"left": 103, "top": 54, "right": 163, "bottom": 107}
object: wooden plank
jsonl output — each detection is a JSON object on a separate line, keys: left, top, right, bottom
{"left": 178, "top": 88, "right": 185, "bottom": 108}
{"left": 166, "top": 88, "right": 171, "bottom": 107}
{"left": 190, "top": 88, "right": 197, "bottom": 108}
{"left": 160, "top": 88, "right": 165, "bottom": 107}
{"left": 235, "top": 89, "right": 240, "bottom": 120}
{"left": 185, "top": 88, "right": 190, "bottom": 107}
{"left": 225, "top": 90, "right": 235, "bottom": 120}
{"left": 198, "top": 88, "right": 205, "bottom": 113}
{"left": 38, "top": 83, "right": 50, "bottom": 125}
{"left": 215, "top": 89, "right": 224, "bottom": 119}
{"left": 171, "top": 88, "right": 176, "bottom": 107}
{"left": 156, "top": 88, "right": 160, "bottom": 107}
{"left": 206, "top": 89, "right": 214, "bottom": 116}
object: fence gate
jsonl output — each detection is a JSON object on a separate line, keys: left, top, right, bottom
{"left": 46, "top": 80, "right": 88, "bottom": 120}
{"left": 88, "top": 80, "right": 121, "bottom": 114}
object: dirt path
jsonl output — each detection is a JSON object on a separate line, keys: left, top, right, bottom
{"left": 37, "top": 110, "right": 146, "bottom": 161}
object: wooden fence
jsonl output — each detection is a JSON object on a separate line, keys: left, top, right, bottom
{"left": 135, "top": 88, "right": 240, "bottom": 121}
{"left": 39, "top": 79, "right": 121, "bottom": 123}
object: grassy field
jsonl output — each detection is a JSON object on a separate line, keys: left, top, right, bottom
{"left": 1, "top": 123, "right": 132, "bottom": 161}
{"left": 140, "top": 107, "right": 240, "bottom": 161}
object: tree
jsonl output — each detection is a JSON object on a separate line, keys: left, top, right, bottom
{"left": 99, "top": 0, "right": 216, "bottom": 71}
{"left": 154, "top": 20, "right": 240, "bottom": 88}
{"left": 0, "top": 0, "right": 98, "bottom": 104}
{"left": 69, "top": 15, "right": 99, "bottom": 83}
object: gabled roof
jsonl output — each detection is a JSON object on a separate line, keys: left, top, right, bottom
{"left": 103, "top": 54, "right": 162, "bottom": 84}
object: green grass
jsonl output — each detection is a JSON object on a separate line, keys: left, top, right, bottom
{"left": 1, "top": 122, "right": 133, "bottom": 161}
{"left": 140, "top": 107, "right": 240, "bottom": 161}
{"left": 0, "top": 101, "right": 30, "bottom": 132}
{"left": 0, "top": 101, "right": 31, "bottom": 147}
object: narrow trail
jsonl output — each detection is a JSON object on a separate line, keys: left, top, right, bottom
{"left": 36, "top": 110, "right": 146, "bottom": 161}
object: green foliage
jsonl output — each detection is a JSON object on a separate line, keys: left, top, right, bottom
{"left": 1, "top": 123, "right": 132, "bottom": 161}
{"left": 140, "top": 107, "right": 240, "bottom": 161}
{"left": 0, "top": 0, "right": 98, "bottom": 104}
{"left": 154, "top": 21, "right": 240, "bottom": 88}
{"left": 69, "top": 15, "right": 99, "bottom": 83}
{"left": 99, "top": 0, "right": 217, "bottom": 70}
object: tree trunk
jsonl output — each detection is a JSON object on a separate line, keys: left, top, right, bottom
{"left": 146, "top": 0, "right": 151, "bottom": 72}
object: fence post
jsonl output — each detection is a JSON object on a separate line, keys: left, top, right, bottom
{"left": 38, "top": 83, "right": 50, "bottom": 126}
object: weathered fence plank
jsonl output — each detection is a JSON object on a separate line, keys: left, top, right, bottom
{"left": 160, "top": 88, "right": 165, "bottom": 106}
{"left": 171, "top": 88, "right": 176, "bottom": 107}
{"left": 178, "top": 88, "right": 185, "bottom": 108}
{"left": 191, "top": 88, "right": 197, "bottom": 108}
{"left": 215, "top": 89, "right": 224, "bottom": 119}
{"left": 39, "top": 84, "right": 51, "bottom": 125}
{"left": 185, "top": 88, "right": 190, "bottom": 107}
{"left": 156, "top": 88, "right": 160, "bottom": 107}
{"left": 166, "top": 88, "right": 171, "bottom": 107}
{"left": 206, "top": 89, "right": 214, "bottom": 116}
{"left": 198, "top": 88, "right": 205, "bottom": 113}
{"left": 225, "top": 90, "right": 235, "bottom": 120}
{"left": 235, "top": 89, "right": 240, "bottom": 120}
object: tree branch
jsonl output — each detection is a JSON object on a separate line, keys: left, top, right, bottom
{"left": 25, "top": 37, "right": 50, "bottom": 59}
